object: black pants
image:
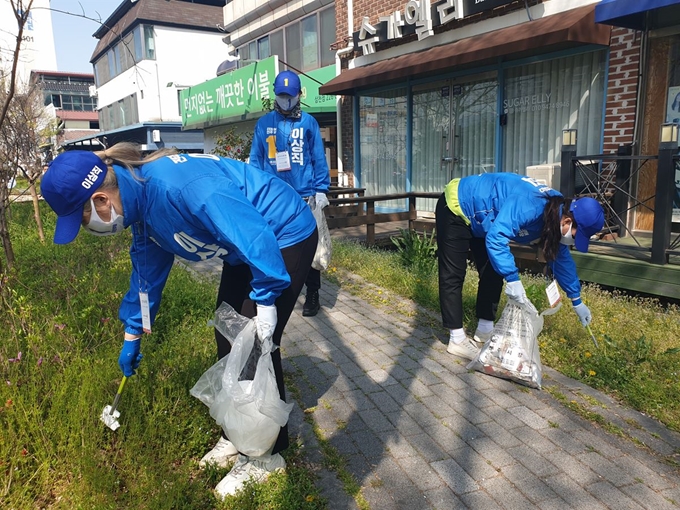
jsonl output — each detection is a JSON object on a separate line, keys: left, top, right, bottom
{"left": 435, "top": 194, "right": 504, "bottom": 330}
{"left": 214, "top": 228, "right": 318, "bottom": 455}
{"left": 305, "top": 267, "right": 321, "bottom": 293}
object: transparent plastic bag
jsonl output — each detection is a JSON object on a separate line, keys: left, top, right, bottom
{"left": 310, "top": 197, "right": 332, "bottom": 271}
{"left": 467, "top": 300, "right": 561, "bottom": 389}
{"left": 190, "top": 302, "right": 293, "bottom": 456}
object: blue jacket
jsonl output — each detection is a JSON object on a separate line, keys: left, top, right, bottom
{"left": 457, "top": 173, "right": 581, "bottom": 299}
{"left": 249, "top": 110, "right": 330, "bottom": 197}
{"left": 115, "top": 153, "right": 317, "bottom": 336}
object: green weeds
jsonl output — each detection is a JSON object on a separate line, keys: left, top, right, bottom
{"left": 0, "top": 202, "right": 325, "bottom": 509}
{"left": 390, "top": 229, "right": 437, "bottom": 276}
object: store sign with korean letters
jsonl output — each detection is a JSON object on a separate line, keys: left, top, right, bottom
{"left": 180, "top": 57, "right": 336, "bottom": 129}
{"left": 353, "top": 0, "right": 514, "bottom": 55}
{"left": 180, "top": 56, "right": 277, "bottom": 129}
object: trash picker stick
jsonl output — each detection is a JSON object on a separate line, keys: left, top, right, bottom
{"left": 586, "top": 325, "right": 599, "bottom": 349}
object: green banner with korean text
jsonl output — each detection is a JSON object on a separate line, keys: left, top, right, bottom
{"left": 180, "top": 56, "right": 277, "bottom": 130}
{"left": 180, "top": 57, "right": 336, "bottom": 130}
{"left": 299, "top": 64, "right": 337, "bottom": 113}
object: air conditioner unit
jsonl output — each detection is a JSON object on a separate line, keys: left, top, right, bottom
{"left": 526, "top": 163, "right": 561, "bottom": 189}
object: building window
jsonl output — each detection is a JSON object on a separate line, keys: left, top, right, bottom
{"left": 99, "top": 93, "right": 138, "bottom": 131}
{"left": 144, "top": 26, "right": 156, "bottom": 59}
{"left": 359, "top": 90, "right": 408, "bottom": 209}
{"left": 258, "top": 36, "right": 270, "bottom": 60}
{"left": 107, "top": 50, "right": 117, "bottom": 78}
{"left": 44, "top": 93, "right": 61, "bottom": 107}
{"left": 285, "top": 22, "right": 301, "bottom": 71}
{"left": 301, "top": 15, "right": 318, "bottom": 71}
{"left": 95, "top": 56, "right": 109, "bottom": 85}
{"left": 237, "top": 6, "right": 335, "bottom": 72}
{"left": 94, "top": 25, "right": 156, "bottom": 86}
{"left": 61, "top": 94, "right": 97, "bottom": 112}
{"left": 239, "top": 44, "right": 249, "bottom": 61}
{"left": 502, "top": 50, "right": 606, "bottom": 173}
{"left": 270, "top": 30, "right": 283, "bottom": 60}
{"left": 134, "top": 26, "right": 143, "bottom": 62}
{"left": 320, "top": 8, "right": 335, "bottom": 68}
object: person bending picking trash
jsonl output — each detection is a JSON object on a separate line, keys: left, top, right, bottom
{"left": 435, "top": 173, "right": 605, "bottom": 360}
{"left": 250, "top": 70, "right": 330, "bottom": 318}
{"left": 41, "top": 144, "right": 318, "bottom": 499}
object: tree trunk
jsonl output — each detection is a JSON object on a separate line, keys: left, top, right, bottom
{"left": 0, "top": 191, "right": 15, "bottom": 271}
{"left": 29, "top": 183, "right": 44, "bottom": 243}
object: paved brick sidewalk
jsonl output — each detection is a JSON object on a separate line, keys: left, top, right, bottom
{"left": 284, "top": 277, "right": 680, "bottom": 510}
{"left": 183, "top": 259, "right": 680, "bottom": 509}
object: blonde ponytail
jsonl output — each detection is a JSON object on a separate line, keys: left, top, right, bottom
{"left": 93, "top": 142, "right": 179, "bottom": 189}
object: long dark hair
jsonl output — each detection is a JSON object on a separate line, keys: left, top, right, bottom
{"left": 540, "top": 196, "right": 576, "bottom": 261}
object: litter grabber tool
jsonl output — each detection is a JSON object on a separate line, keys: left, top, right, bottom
{"left": 586, "top": 325, "right": 599, "bottom": 349}
{"left": 100, "top": 376, "right": 127, "bottom": 431}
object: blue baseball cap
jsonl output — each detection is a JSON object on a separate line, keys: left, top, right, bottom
{"left": 273, "top": 70, "right": 301, "bottom": 96}
{"left": 41, "top": 151, "right": 108, "bottom": 244}
{"left": 570, "top": 197, "right": 605, "bottom": 253}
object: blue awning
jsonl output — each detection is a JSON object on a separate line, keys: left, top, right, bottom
{"left": 595, "top": 0, "right": 680, "bottom": 30}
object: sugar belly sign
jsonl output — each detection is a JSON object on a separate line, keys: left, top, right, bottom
{"left": 353, "top": 0, "right": 514, "bottom": 56}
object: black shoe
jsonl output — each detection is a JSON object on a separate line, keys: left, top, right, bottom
{"left": 302, "top": 290, "right": 320, "bottom": 317}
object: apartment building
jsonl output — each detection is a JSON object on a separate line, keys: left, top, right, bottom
{"left": 63, "top": 0, "right": 227, "bottom": 152}
{"left": 31, "top": 70, "right": 100, "bottom": 158}
{"left": 0, "top": 0, "right": 56, "bottom": 86}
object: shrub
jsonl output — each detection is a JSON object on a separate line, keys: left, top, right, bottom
{"left": 390, "top": 229, "right": 437, "bottom": 276}
{"left": 211, "top": 126, "right": 253, "bottom": 162}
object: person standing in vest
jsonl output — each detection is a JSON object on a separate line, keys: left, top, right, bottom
{"left": 250, "top": 70, "right": 330, "bottom": 317}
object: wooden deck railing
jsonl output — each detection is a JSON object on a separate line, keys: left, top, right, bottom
{"left": 326, "top": 190, "right": 441, "bottom": 246}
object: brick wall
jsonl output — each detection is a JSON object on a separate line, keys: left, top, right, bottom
{"left": 603, "top": 27, "right": 641, "bottom": 154}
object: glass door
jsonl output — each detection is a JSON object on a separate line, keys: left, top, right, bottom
{"left": 412, "top": 73, "right": 497, "bottom": 212}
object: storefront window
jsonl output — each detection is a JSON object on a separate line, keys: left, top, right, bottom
{"left": 502, "top": 50, "right": 606, "bottom": 174}
{"left": 667, "top": 37, "right": 680, "bottom": 221}
{"left": 413, "top": 75, "right": 497, "bottom": 212}
{"left": 666, "top": 37, "right": 680, "bottom": 124}
{"left": 359, "top": 89, "right": 408, "bottom": 211}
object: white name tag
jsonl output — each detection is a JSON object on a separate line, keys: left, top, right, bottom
{"left": 546, "top": 280, "right": 561, "bottom": 308}
{"left": 140, "top": 292, "right": 152, "bottom": 333}
{"left": 275, "top": 151, "right": 291, "bottom": 171}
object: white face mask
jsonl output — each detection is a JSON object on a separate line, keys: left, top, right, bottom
{"left": 275, "top": 94, "right": 299, "bottom": 111}
{"left": 560, "top": 221, "right": 575, "bottom": 246}
{"left": 84, "top": 198, "right": 125, "bottom": 236}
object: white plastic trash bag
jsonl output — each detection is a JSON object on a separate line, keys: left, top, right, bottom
{"left": 467, "top": 300, "right": 561, "bottom": 389}
{"left": 310, "top": 197, "right": 332, "bottom": 271}
{"left": 190, "top": 302, "right": 293, "bottom": 457}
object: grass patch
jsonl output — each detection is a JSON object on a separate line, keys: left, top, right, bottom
{"left": 0, "top": 202, "right": 325, "bottom": 509}
{"left": 329, "top": 237, "right": 680, "bottom": 432}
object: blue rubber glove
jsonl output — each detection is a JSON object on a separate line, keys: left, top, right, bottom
{"left": 505, "top": 280, "right": 528, "bottom": 305}
{"left": 118, "top": 338, "right": 143, "bottom": 377}
{"left": 573, "top": 302, "right": 592, "bottom": 327}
